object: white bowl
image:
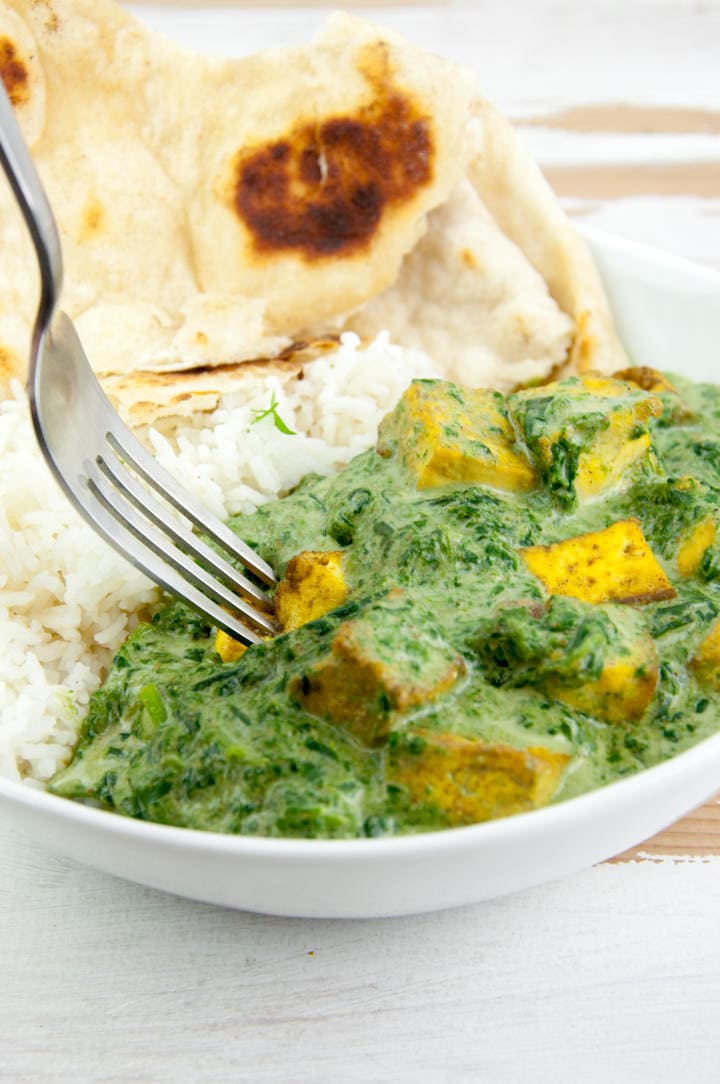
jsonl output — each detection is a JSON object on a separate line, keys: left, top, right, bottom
{"left": 2, "top": 229, "right": 720, "bottom": 918}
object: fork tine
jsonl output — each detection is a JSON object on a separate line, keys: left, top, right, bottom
{"left": 96, "top": 444, "right": 271, "bottom": 608}
{"left": 87, "top": 470, "right": 276, "bottom": 641}
{"left": 80, "top": 484, "right": 269, "bottom": 644}
{"left": 36, "top": 311, "right": 276, "bottom": 597}
{"left": 34, "top": 312, "right": 277, "bottom": 644}
{"left": 105, "top": 426, "right": 276, "bottom": 588}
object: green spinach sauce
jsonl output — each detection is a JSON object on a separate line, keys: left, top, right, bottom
{"left": 49, "top": 372, "right": 720, "bottom": 837}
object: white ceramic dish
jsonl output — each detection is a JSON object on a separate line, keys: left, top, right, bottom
{"left": 1, "top": 229, "right": 720, "bottom": 917}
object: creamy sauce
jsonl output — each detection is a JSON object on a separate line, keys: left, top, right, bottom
{"left": 49, "top": 373, "right": 720, "bottom": 837}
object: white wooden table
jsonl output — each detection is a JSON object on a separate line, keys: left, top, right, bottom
{"left": 2, "top": 4, "right": 720, "bottom": 1080}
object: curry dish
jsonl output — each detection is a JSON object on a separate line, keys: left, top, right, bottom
{"left": 50, "top": 369, "right": 720, "bottom": 837}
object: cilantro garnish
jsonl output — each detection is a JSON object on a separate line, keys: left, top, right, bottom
{"left": 250, "top": 391, "right": 296, "bottom": 435}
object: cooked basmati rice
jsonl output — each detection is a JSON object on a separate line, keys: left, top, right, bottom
{"left": 0, "top": 333, "right": 438, "bottom": 783}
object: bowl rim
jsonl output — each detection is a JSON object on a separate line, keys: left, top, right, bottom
{"left": 579, "top": 224, "right": 720, "bottom": 286}
{"left": 3, "top": 724, "right": 720, "bottom": 860}
{"left": 3, "top": 226, "right": 720, "bottom": 862}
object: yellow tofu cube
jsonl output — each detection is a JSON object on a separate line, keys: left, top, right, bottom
{"left": 474, "top": 596, "right": 658, "bottom": 725}
{"left": 289, "top": 598, "right": 465, "bottom": 745}
{"left": 386, "top": 731, "right": 569, "bottom": 826}
{"left": 690, "top": 618, "right": 720, "bottom": 690}
{"left": 613, "top": 366, "right": 694, "bottom": 424}
{"left": 677, "top": 518, "right": 716, "bottom": 578}
{"left": 509, "top": 374, "right": 662, "bottom": 506}
{"left": 214, "top": 629, "right": 249, "bottom": 663}
{"left": 612, "top": 366, "right": 677, "bottom": 396}
{"left": 377, "top": 379, "right": 536, "bottom": 493}
{"left": 546, "top": 630, "right": 658, "bottom": 724}
{"left": 274, "top": 550, "right": 348, "bottom": 632}
{"left": 521, "top": 519, "right": 676, "bottom": 605}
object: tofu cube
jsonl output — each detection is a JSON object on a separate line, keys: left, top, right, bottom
{"left": 521, "top": 519, "right": 675, "bottom": 606}
{"left": 690, "top": 618, "right": 720, "bottom": 690}
{"left": 546, "top": 625, "right": 659, "bottom": 724}
{"left": 474, "top": 596, "right": 659, "bottom": 724}
{"left": 509, "top": 373, "right": 662, "bottom": 506}
{"left": 214, "top": 629, "right": 248, "bottom": 663}
{"left": 377, "top": 379, "right": 536, "bottom": 493}
{"left": 676, "top": 518, "right": 716, "bottom": 578}
{"left": 386, "top": 730, "right": 569, "bottom": 826}
{"left": 612, "top": 366, "right": 677, "bottom": 396}
{"left": 289, "top": 597, "right": 465, "bottom": 745}
{"left": 613, "top": 366, "right": 694, "bottom": 424}
{"left": 274, "top": 550, "right": 347, "bottom": 632}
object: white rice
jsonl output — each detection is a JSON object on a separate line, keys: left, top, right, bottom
{"left": 0, "top": 332, "right": 438, "bottom": 783}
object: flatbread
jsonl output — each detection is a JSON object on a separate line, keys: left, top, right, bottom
{"left": 0, "top": 0, "right": 626, "bottom": 410}
{"left": 466, "top": 98, "right": 627, "bottom": 373}
{"left": 345, "top": 101, "right": 627, "bottom": 387}
{"left": 0, "top": 1, "right": 473, "bottom": 381}
{"left": 102, "top": 338, "right": 342, "bottom": 429}
{"left": 346, "top": 180, "right": 576, "bottom": 391}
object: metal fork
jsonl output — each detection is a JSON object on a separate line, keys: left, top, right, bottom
{"left": 0, "top": 85, "right": 276, "bottom": 645}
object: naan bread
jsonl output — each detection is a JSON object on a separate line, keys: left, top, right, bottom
{"left": 466, "top": 99, "right": 626, "bottom": 374}
{"left": 0, "top": 1, "right": 474, "bottom": 380}
{"left": 0, "top": 0, "right": 626, "bottom": 412}
{"left": 102, "top": 338, "right": 342, "bottom": 429}
{"left": 346, "top": 180, "right": 576, "bottom": 390}
{"left": 347, "top": 105, "right": 627, "bottom": 389}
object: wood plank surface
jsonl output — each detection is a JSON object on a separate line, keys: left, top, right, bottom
{"left": 4, "top": 8, "right": 720, "bottom": 1080}
{"left": 547, "top": 163, "right": 720, "bottom": 199}
{"left": 613, "top": 794, "right": 720, "bottom": 861}
{"left": 1, "top": 829, "right": 719, "bottom": 1083}
{"left": 520, "top": 104, "right": 720, "bottom": 135}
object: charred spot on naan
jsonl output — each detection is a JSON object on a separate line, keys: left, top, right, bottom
{"left": 0, "top": 36, "right": 29, "bottom": 105}
{"left": 0, "top": 8, "right": 47, "bottom": 147}
{"left": 231, "top": 44, "right": 434, "bottom": 261}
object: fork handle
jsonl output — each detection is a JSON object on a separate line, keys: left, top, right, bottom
{"left": 0, "top": 82, "right": 63, "bottom": 336}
